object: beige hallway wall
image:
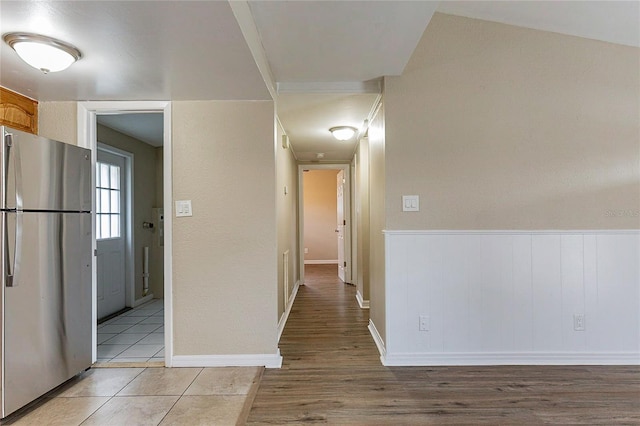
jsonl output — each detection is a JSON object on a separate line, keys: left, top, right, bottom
{"left": 368, "top": 101, "right": 386, "bottom": 343}
{"left": 40, "top": 100, "right": 280, "bottom": 358}
{"left": 172, "top": 100, "right": 278, "bottom": 356}
{"left": 354, "top": 137, "right": 370, "bottom": 302}
{"left": 276, "top": 122, "right": 299, "bottom": 321}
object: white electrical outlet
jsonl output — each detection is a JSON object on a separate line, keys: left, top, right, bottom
{"left": 573, "top": 314, "right": 585, "bottom": 331}
{"left": 419, "top": 315, "right": 430, "bottom": 331}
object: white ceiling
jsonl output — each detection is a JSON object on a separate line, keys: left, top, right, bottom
{"left": 437, "top": 1, "right": 640, "bottom": 48}
{"left": 0, "top": 1, "right": 270, "bottom": 101}
{"left": 249, "top": 1, "right": 439, "bottom": 82}
{"left": 1, "top": 1, "right": 637, "bottom": 161}
{"left": 278, "top": 93, "right": 380, "bottom": 162}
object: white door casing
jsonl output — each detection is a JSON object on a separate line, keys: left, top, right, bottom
{"left": 337, "top": 170, "right": 346, "bottom": 282}
{"left": 96, "top": 149, "right": 127, "bottom": 319}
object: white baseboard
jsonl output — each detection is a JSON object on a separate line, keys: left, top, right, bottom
{"left": 304, "top": 260, "right": 338, "bottom": 264}
{"left": 382, "top": 352, "right": 640, "bottom": 367}
{"left": 356, "top": 291, "right": 369, "bottom": 309}
{"left": 172, "top": 350, "right": 283, "bottom": 368}
{"left": 368, "top": 320, "right": 386, "bottom": 364}
{"left": 133, "top": 293, "right": 154, "bottom": 307}
{"left": 278, "top": 280, "right": 300, "bottom": 341}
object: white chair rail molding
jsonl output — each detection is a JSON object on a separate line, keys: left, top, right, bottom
{"left": 372, "top": 230, "right": 640, "bottom": 366}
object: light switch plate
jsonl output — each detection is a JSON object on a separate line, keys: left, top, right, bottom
{"left": 175, "top": 200, "right": 193, "bottom": 217}
{"left": 402, "top": 195, "right": 419, "bottom": 212}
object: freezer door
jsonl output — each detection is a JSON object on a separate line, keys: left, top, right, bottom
{"left": 2, "top": 127, "right": 91, "bottom": 211}
{"left": 0, "top": 211, "right": 92, "bottom": 417}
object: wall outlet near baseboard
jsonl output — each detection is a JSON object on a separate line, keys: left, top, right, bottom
{"left": 573, "top": 314, "right": 585, "bottom": 331}
{"left": 419, "top": 315, "right": 430, "bottom": 331}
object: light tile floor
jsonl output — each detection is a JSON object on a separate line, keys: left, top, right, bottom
{"left": 97, "top": 299, "right": 165, "bottom": 363}
{"left": 6, "top": 366, "right": 262, "bottom": 425}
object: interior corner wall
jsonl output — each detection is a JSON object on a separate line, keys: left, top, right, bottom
{"left": 276, "top": 120, "right": 299, "bottom": 322}
{"left": 172, "top": 100, "right": 278, "bottom": 356}
{"left": 97, "top": 124, "right": 164, "bottom": 300}
{"left": 303, "top": 169, "right": 339, "bottom": 262}
{"left": 368, "top": 101, "right": 386, "bottom": 345}
{"left": 355, "top": 138, "right": 370, "bottom": 302}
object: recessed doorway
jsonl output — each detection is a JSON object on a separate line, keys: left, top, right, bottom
{"left": 78, "top": 101, "right": 173, "bottom": 366}
{"left": 298, "top": 164, "right": 352, "bottom": 287}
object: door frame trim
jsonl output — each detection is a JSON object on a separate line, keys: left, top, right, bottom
{"left": 97, "top": 143, "right": 135, "bottom": 309}
{"left": 297, "top": 164, "right": 352, "bottom": 286}
{"left": 78, "top": 101, "right": 173, "bottom": 367}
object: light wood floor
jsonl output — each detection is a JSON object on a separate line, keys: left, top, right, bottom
{"left": 247, "top": 264, "right": 640, "bottom": 425}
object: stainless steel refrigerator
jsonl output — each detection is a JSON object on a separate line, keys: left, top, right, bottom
{"left": 0, "top": 126, "right": 92, "bottom": 418}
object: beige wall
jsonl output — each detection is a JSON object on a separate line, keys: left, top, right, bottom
{"left": 385, "top": 13, "right": 640, "bottom": 231}
{"left": 303, "top": 169, "right": 339, "bottom": 262}
{"left": 354, "top": 138, "right": 370, "bottom": 301}
{"left": 40, "top": 101, "right": 279, "bottom": 357}
{"left": 368, "top": 102, "right": 386, "bottom": 342}
{"left": 172, "top": 100, "right": 278, "bottom": 355}
{"left": 38, "top": 102, "right": 77, "bottom": 145}
{"left": 276, "top": 121, "right": 299, "bottom": 320}
{"left": 97, "top": 124, "right": 164, "bottom": 300}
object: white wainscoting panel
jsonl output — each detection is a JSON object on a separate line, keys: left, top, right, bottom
{"left": 381, "top": 230, "right": 640, "bottom": 366}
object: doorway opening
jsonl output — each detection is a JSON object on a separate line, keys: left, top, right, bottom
{"left": 95, "top": 144, "right": 133, "bottom": 321}
{"left": 298, "top": 164, "right": 352, "bottom": 287}
{"left": 78, "top": 101, "right": 172, "bottom": 366}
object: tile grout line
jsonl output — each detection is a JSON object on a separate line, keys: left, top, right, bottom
{"left": 155, "top": 367, "right": 205, "bottom": 425}
{"left": 97, "top": 299, "right": 165, "bottom": 364}
{"left": 77, "top": 366, "right": 148, "bottom": 426}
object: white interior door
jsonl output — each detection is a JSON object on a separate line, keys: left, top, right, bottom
{"left": 96, "top": 149, "right": 127, "bottom": 319}
{"left": 337, "top": 170, "right": 346, "bottom": 282}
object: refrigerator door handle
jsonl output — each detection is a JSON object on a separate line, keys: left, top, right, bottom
{"left": 4, "top": 212, "right": 21, "bottom": 287}
{"left": 13, "top": 132, "right": 23, "bottom": 211}
{"left": 2, "top": 132, "right": 23, "bottom": 211}
{"left": 3, "top": 132, "right": 11, "bottom": 209}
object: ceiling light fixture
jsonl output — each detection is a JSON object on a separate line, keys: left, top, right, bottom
{"left": 3, "top": 32, "right": 82, "bottom": 74}
{"left": 329, "top": 126, "right": 357, "bottom": 141}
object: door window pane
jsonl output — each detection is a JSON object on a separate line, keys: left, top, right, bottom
{"left": 96, "top": 160, "right": 122, "bottom": 240}
{"left": 100, "top": 164, "right": 109, "bottom": 188}
{"left": 110, "top": 165, "right": 120, "bottom": 190}
{"left": 111, "top": 215, "right": 120, "bottom": 237}
{"left": 110, "top": 191, "right": 119, "bottom": 214}
{"left": 100, "top": 214, "right": 110, "bottom": 239}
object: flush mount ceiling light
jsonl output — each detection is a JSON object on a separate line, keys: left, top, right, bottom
{"left": 3, "top": 32, "right": 82, "bottom": 73}
{"left": 329, "top": 126, "right": 357, "bottom": 141}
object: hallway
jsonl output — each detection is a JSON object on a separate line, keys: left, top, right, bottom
{"left": 247, "top": 264, "right": 640, "bottom": 424}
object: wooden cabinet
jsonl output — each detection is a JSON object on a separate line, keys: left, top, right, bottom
{"left": 0, "top": 87, "right": 38, "bottom": 134}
